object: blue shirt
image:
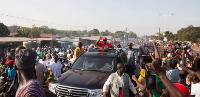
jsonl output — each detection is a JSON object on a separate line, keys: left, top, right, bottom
{"left": 5, "top": 67, "right": 16, "bottom": 79}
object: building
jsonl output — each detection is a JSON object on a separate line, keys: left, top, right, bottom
{"left": 0, "top": 37, "right": 37, "bottom": 49}
{"left": 0, "top": 37, "right": 60, "bottom": 49}
{"left": 58, "top": 37, "right": 73, "bottom": 50}
{"left": 39, "top": 34, "right": 61, "bottom": 47}
{"left": 9, "top": 33, "right": 18, "bottom": 37}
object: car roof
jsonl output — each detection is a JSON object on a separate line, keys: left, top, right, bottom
{"left": 88, "top": 48, "right": 117, "bottom": 53}
{"left": 82, "top": 52, "right": 117, "bottom": 57}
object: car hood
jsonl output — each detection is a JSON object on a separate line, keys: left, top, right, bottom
{"left": 58, "top": 69, "right": 111, "bottom": 89}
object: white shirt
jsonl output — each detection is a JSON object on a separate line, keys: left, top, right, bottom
{"left": 55, "top": 48, "right": 59, "bottom": 52}
{"left": 103, "top": 72, "right": 137, "bottom": 94}
{"left": 126, "top": 50, "right": 132, "bottom": 65}
{"left": 191, "top": 82, "right": 200, "bottom": 97}
{"left": 127, "top": 51, "right": 131, "bottom": 59}
{"left": 38, "top": 59, "right": 48, "bottom": 67}
{"left": 69, "top": 58, "right": 75, "bottom": 64}
{"left": 49, "top": 61, "right": 63, "bottom": 79}
{"left": 58, "top": 51, "right": 65, "bottom": 57}
{"left": 176, "top": 64, "right": 183, "bottom": 70}
{"left": 44, "top": 58, "right": 52, "bottom": 69}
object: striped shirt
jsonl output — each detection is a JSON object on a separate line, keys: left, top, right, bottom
{"left": 15, "top": 80, "right": 46, "bottom": 97}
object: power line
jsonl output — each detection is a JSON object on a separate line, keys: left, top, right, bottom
{"left": 0, "top": 13, "right": 85, "bottom": 28}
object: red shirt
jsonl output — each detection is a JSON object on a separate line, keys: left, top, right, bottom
{"left": 97, "top": 42, "right": 113, "bottom": 50}
{"left": 173, "top": 83, "right": 189, "bottom": 97}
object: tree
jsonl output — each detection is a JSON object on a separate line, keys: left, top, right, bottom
{"left": 39, "top": 25, "right": 50, "bottom": 34}
{"left": 114, "top": 31, "right": 124, "bottom": 38}
{"left": 114, "top": 31, "right": 126, "bottom": 41}
{"left": 164, "top": 31, "right": 174, "bottom": 41}
{"left": 7, "top": 25, "right": 21, "bottom": 33}
{"left": 128, "top": 31, "right": 137, "bottom": 38}
{"left": 158, "top": 33, "right": 164, "bottom": 40}
{"left": 28, "top": 25, "right": 40, "bottom": 38}
{"left": 88, "top": 29, "right": 99, "bottom": 36}
{"left": 15, "top": 27, "right": 31, "bottom": 37}
{"left": 177, "top": 25, "right": 200, "bottom": 42}
{"left": 100, "top": 30, "right": 111, "bottom": 36}
{"left": 0, "top": 23, "right": 10, "bottom": 37}
{"left": 173, "top": 34, "right": 178, "bottom": 40}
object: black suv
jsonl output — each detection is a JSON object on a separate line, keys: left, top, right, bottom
{"left": 49, "top": 49, "right": 121, "bottom": 97}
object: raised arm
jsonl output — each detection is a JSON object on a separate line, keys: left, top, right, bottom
{"left": 149, "top": 52, "right": 155, "bottom": 61}
{"left": 96, "top": 36, "right": 102, "bottom": 45}
{"left": 162, "top": 60, "right": 170, "bottom": 70}
{"left": 191, "top": 57, "right": 200, "bottom": 79}
{"left": 150, "top": 61, "right": 184, "bottom": 97}
{"left": 181, "top": 50, "right": 186, "bottom": 67}
{"left": 153, "top": 38, "right": 160, "bottom": 59}
{"left": 132, "top": 75, "right": 146, "bottom": 91}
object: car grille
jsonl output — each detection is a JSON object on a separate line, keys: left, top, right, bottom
{"left": 56, "top": 85, "right": 89, "bottom": 97}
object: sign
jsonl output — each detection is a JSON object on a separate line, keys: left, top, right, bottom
{"left": 158, "top": 46, "right": 165, "bottom": 54}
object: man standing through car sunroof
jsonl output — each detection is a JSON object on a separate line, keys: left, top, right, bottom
{"left": 96, "top": 36, "right": 114, "bottom": 50}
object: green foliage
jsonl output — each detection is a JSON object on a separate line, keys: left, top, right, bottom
{"left": 177, "top": 25, "right": 200, "bottom": 42}
{"left": 100, "top": 30, "right": 111, "bottom": 36}
{"left": 88, "top": 29, "right": 99, "bottom": 36}
{"left": 7, "top": 25, "right": 139, "bottom": 40}
{"left": 113, "top": 31, "right": 137, "bottom": 41}
{"left": 114, "top": 31, "right": 124, "bottom": 38}
{"left": 29, "top": 25, "right": 40, "bottom": 38}
{"left": 15, "top": 27, "right": 31, "bottom": 37}
{"left": 0, "top": 23, "right": 10, "bottom": 37}
{"left": 128, "top": 31, "right": 137, "bottom": 38}
{"left": 173, "top": 34, "right": 178, "bottom": 40}
{"left": 164, "top": 31, "right": 174, "bottom": 41}
{"left": 158, "top": 34, "right": 164, "bottom": 40}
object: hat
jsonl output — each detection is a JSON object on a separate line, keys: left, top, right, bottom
{"left": 6, "top": 60, "right": 14, "bottom": 66}
{"left": 102, "top": 37, "right": 107, "bottom": 41}
{"left": 173, "top": 83, "right": 189, "bottom": 97}
{"left": 15, "top": 49, "right": 37, "bottom": 70}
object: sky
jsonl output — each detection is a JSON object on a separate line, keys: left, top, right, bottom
{"left": 0, "top": 0, "right": 200, "bottom": 37}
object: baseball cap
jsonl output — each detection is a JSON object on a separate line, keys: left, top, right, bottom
{"left": 6, "top": 60, "right": 14, "bottom": 66}
{"left": 102, "top": 37, "right": 107, "bottom": 41}
{"left": 173, "top": 83, "right": 189, "bottom": 97}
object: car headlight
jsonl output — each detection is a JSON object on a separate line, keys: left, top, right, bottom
{"left": 89, "top": 89, "right": 103, "bottom": 97}
{"left": 48, "top": 83, "right": 58, "bottom": 94}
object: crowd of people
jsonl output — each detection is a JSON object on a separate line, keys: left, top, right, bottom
{"left": 0, "top": 36, "right": 199, "bottom": 97}
{"left": 103, "top": 38, "right": 200, "bottom": 97}
{"left": 0, "top": 42, "right": 88, "bottom": 97}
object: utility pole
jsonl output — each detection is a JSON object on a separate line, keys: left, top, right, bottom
{"left": 126, "top": 28, "right": 128, "bottom": 42}
{"left": 159, "top": 13, "right": 174, "bottom": 32}
{"left": 159, "top": 27, "right": 160, "bottom": 40}
{"left": 124, "top": 28, "right": 128, "bottom": 47}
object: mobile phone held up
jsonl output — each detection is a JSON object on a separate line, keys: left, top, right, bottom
{"left": 146, "top": 75, "right": 156, "bottom": 90}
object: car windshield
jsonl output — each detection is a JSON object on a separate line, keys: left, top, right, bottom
{"left": 71, "top": 56, "right": 115, "bottom": 73}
